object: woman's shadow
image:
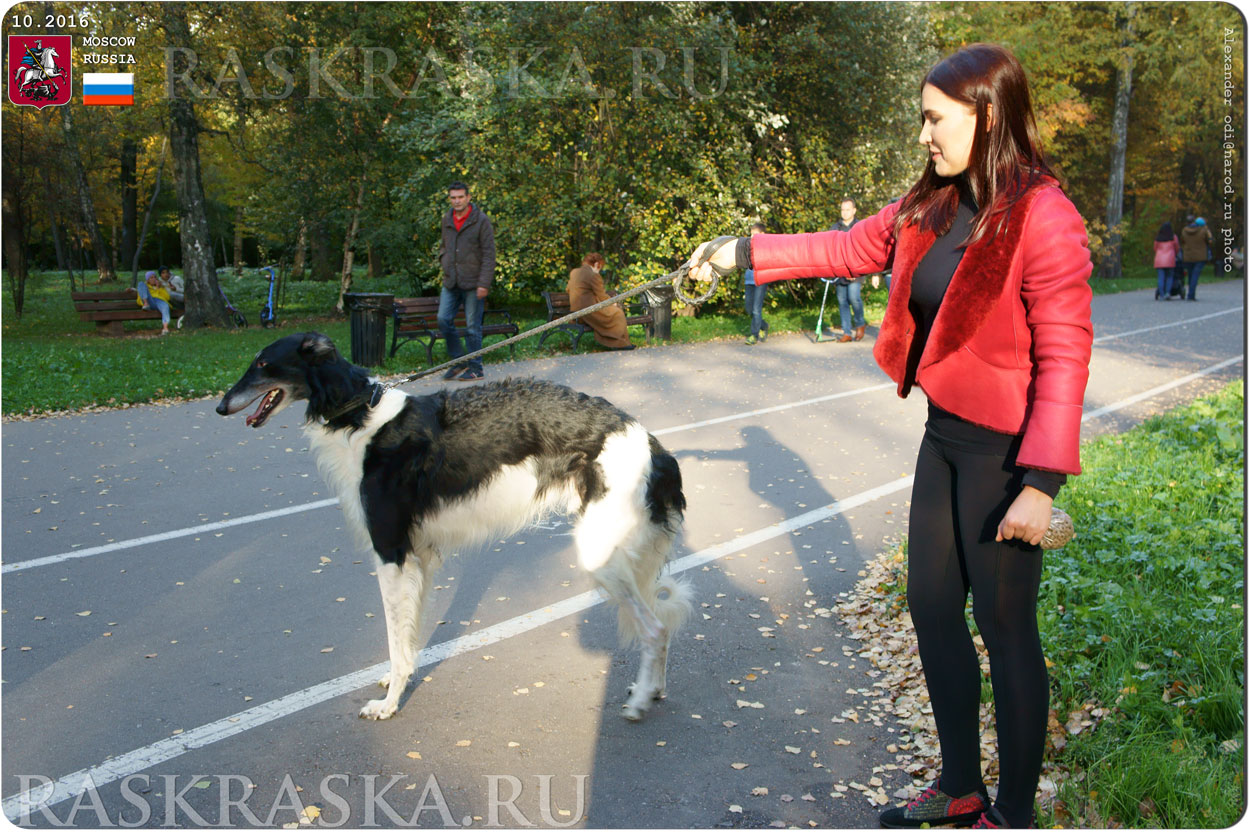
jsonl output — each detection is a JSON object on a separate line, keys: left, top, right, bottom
{"left": 580, "top": 424, "right": 866, "bottom": 826}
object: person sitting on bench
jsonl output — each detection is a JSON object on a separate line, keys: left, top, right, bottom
{"left": 131, "top": 271, "right": 175, "bottom": 335}
{"left": 567, "top": 252, "right": 635, "bottom": 350}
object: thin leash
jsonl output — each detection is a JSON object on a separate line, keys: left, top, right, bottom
{"left": 377, "top": 237, "right": 736, "bottom": 392}
{"left": 319, "top": 238, "right": 736, "bottom": 422}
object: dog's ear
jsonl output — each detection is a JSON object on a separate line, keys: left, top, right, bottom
{"left": 299, "top": 332, "right": 339, "bottom": 364}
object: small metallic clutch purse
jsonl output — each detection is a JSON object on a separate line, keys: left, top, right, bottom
{"left": 1040, "top": 507, "right": 1075, "bottom": 550}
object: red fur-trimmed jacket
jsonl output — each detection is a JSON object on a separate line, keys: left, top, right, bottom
{"left": 751, "top": 181, "right": 1093, "bottom": 475}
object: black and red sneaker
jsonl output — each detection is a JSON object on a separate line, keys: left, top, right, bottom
{"left": 970, "top": 806, "right": 1033, "bottom": 828}
{"left": 879, "top": 784, "right": 990, "bottom": 828}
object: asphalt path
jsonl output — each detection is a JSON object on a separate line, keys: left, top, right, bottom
{"left": 2, "top": 280, "right": 1244, "bottom": 829}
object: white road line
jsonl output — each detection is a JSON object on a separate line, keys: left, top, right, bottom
{"left": 1081, "top": 356, "right": 1244, "bottom": 422}
{"left": 651, "top": 382, "right": 895, "bottom": 436}
{"left": 1, "top": 500, "right": 341, "bottom": 575}
{"left": 4, "top": 365, "right": 1241, "bottom": 819}
{"left": 1092, "top": 306, "right": 1243, "bottom": 344}
{"left": 6, "top": 380, "right": 898, "bottom": 574}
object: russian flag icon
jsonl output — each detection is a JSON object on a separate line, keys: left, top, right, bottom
{"left": 83, "top": 73, "right": 133, "bottom": 105}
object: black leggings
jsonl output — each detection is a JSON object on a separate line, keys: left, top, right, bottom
{"left": 907, "top": 405, "right": 1047, "bottom": 827}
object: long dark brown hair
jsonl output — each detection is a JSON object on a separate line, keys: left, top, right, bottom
{"left": 896, "top": 43, "right": 1058, "bottom": 246}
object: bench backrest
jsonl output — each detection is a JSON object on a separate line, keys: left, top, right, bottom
{"left": 543, "top": 291, "right": 573, "bottom": 320}
{"left": 393, "top": 297, "right": 501, "bottom": 330}
{"left": 71, "top": 290, "right": 163, "bottom": 321}
{"left": 72, "top": 291, "right": 143, "bottom": 310}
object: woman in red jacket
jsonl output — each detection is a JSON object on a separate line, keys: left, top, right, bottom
{"left": 690, "top": 44, "right": 1092, "bottom": 829}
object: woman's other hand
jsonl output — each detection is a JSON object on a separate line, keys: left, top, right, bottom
{"left": 996, "top": 485, "right": 1053, "bottom": 547}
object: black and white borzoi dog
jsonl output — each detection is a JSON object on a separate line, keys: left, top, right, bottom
{"left": 217, "top": 332, "right": 690, "bottom": 721}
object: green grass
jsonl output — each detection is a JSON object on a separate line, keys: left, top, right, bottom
{"left": 0, "top": 264, "right": 1234, "bottom": 416}
{"left": 1036, "top": 381, "right": 1244, "bottom": 828}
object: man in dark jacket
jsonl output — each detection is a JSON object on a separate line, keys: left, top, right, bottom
{"left": 830, "top": 198, "right": 866, "bottom": 342}
{"left": 1178, "top": 216, "right": 1213, "bottom": 301}
{"left": 438, "top": 181, "right": 497, "bottom": 379}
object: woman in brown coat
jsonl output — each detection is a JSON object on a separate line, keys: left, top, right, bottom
{"left": 567, "top": 253, "right": 635, "bottom": 350}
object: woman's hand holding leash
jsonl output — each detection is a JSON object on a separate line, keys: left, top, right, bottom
{"left": 688, "top": 236, "right": 741, "bottom": 282}
{"left": 996, "top": 485, "right": 1054, "bottom": 547}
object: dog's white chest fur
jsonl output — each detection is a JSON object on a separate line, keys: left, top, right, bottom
{"left": 303, "top": 388, "right": 408, "bottom": 551}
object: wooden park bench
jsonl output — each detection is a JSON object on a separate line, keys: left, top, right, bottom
{"left": 71, "top": 290, "right": 166, "bottom": 336}
{"left": 389, "top": 297, "right": 520, "bottom": 364}
{"left": 539, "top": 291, "right": 654, "bottom": 352}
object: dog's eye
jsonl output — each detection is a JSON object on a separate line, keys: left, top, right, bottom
{"left": 257, "top": 359, "right": 268, "bottom": 368}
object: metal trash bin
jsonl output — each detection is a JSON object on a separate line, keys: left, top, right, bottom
{"left": 342, "top": 292, "right": 394, "bottom": 366}
{"left": 643, "top": 284, "right": 675, "bottom": 341}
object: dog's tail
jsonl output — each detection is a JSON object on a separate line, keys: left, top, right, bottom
{"left": 653, "top": 572, "right": 693, "bottom": 636}
{"left": 611, "top": 569, "right": 692, "bottom": 648}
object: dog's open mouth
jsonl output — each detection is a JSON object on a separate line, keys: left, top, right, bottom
{"left": 246, "top": 389, "right": 284, "bottom": 428}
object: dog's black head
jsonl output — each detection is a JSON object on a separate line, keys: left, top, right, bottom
{"left": 216, "top": 332, "right": 370, "bottom": 428}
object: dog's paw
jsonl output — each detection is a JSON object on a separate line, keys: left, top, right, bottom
{"left": 359, "top": 698, "right": 398, "bottom": 720}
{"left": 621, "top": 703, "right": 645, "bottom": 722}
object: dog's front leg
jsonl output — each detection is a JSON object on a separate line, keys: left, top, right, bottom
{"left": 360, "top": 558, "right": 425, "bottom": 720}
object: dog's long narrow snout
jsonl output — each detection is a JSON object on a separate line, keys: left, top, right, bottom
{"left": 215, "top": 399, "right": 230, "bottom": 416}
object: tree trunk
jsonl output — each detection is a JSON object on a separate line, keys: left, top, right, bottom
{"left": 291, "top": 218, "right": 307, "bottom": 280}
{"left": 367, "top": 239, "right": 381, "bottom": 279}
{"left": 309, "top": 219, "right": 333, "bottom": 281}
{"left": 165, "top": 5, "right": 230, "bottom": 327}
{"left": 336, "top": 177, "right": 367, "bottom": 313}
{"left": 2, "top": 171, "right": 28, "bottom": 318}
{"left": 58, "top": 105, "right": 115, "bottom": 282}
{"left": 234, "top": 206, "right": 244, "bottom": 277}
{"left": 51, "top": 220, "right": 68, "bottom": 272}
{"left": 1102, "top": 3, "right": 1136, "bottom": 280}
{"left": 120, "top": 138, "right": 137, "bottom": 269}
{"left": 132, "top": 138, "right": 168, "bottom": 285}
{"left": 44, "top": 169, "right": 69, "bottom": 272}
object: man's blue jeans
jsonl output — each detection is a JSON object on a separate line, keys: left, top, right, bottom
{"left": 835, "top": 280, "right": 865, "bottom": 332}
{"left": 437, "top": 286, "right": 485, "bottom": 373}
{"left": 1185, "top": 261, "right": 1204, "bottom": 299}
{"left": 744, "top": 283, "right": 768, "bottom": 338}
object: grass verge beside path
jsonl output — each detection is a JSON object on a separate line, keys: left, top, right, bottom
{"left": 1, "top": 266, "right": 1237, "bottom": 416}
{"left": 861, "top": 382, "right": 1244, "bottom": 828}
{"left": 1040, "top": 380, "right": 1244, "bottom": 828}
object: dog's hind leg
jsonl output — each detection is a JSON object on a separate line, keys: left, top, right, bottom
{"left": 624, "top": 526, "right": 691, "bottom": 714}
{"left": 589, "top": 550, "right": 677, "bottom": 722}
{"left": 360, "top": 552, "right": 432, "bottom": 720}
